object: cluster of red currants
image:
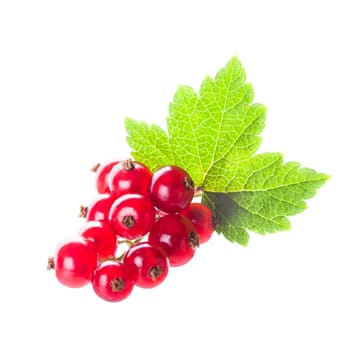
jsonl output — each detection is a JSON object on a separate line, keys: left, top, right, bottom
{"left": 48, "top": 159, "right": 215, "bottom": 302}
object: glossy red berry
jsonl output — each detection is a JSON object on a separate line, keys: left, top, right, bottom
{"left": 85, "top": 193, "right": 118, "bottom": 223}
{"left": 123, "top": 242, "right": 169, "bottom": 288}
{"left": 148, "top": 213, "right": 199, "bottom": 267}
{"left": 91, "top": 260, "right": 135, "bottom": 302}
{"left": 94, "top": 160, "right": 120, "bottom": 194}
{"left": 180, "top": 203, "right": 214, "bottom": 244}
{"left": 108, "top": 159, "right": 152, "bottom": 197}
{"left": 53, "top": 237, "right": 97, "bottom": 288}
{"left": 149, "top": 165, "right": 195, "bottom": 213}
{"left": 109, "top": 193, "right": 155, "bottom": 240}
{"left": 79, "top": 221, "right": 117, "bottom": 260}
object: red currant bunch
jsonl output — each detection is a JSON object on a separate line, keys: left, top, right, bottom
{"left": 48, "top": 158, "right": 215, "bottom": 302}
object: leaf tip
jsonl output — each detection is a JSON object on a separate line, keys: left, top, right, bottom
{"left": 124, "top": 116, "right": 137, "bottom": 131}
{"left": 322, "top": 173, "right": 332, "bottom": 182}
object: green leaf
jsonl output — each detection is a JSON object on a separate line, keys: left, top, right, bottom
{"left": 126, "top": 56, "right": 266, "bottom": 185}
{"left": 125, "top": 117, "right": 174, "bottom": 171}
{"left": 125, "top": 56, "right": 330, "bottom": 245}
{"left": 203, "top": 153, "right": 330, "bottom": 245}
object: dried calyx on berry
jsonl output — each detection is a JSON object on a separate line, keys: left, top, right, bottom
{"left": 108, "top": 159, "right": 152, "bottom": 197}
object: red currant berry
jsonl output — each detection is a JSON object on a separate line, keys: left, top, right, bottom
{"left": 94, "top": 160, "right": 120, "bottom": 194}
{"left": 53, "top": 237, "right": 97, "bottom": 288}
{"left": 79, "top": 221, "right": 117, "bottom": 260}
{"left": 149, "top": 165, "right": 194, "bottom": 213}
{"left": 108, "top": 159, "right": 152, "bottom": 197}
{"left": 109, "top": 194, "right": 155, "bottom": 240}
{"left": 123, "top": 242, "right": 169, "bottom": 288}
{"left": 180, "top": 203, "right": 214, "bottom": 244}
{"left": 148, "top": 213, "right": 199, "bottom": 267}
{"left": 85, "top": 193, "right": 118, "bottom": 223}
{"left": 91, "top": 260, "right": 135, "bottom": 302}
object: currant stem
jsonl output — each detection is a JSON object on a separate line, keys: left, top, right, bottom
{"left": 118, "top": 237, "right": 143, "bottom": 247}
{"left": 116, "top": 252, "right": 126, "bottom": 262}
{"left": 99, "top": 255, "right": 119, "bottom": 263}
{"left": 194, "top": 187, "right": 203, "bottom": 198}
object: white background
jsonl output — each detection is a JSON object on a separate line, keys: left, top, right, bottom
{"left": 0, "top": 1, "right": 349, "bottom": 349}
